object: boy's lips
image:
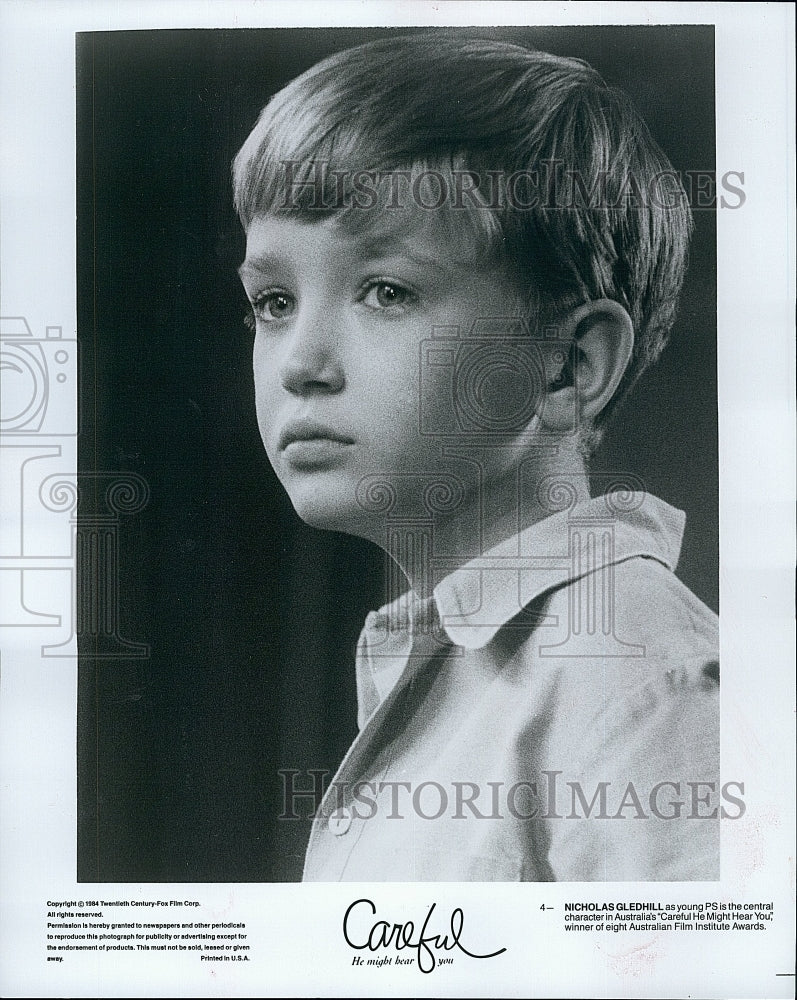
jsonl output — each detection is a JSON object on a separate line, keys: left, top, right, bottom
{"left": 278, "top": 419, "right": 356, "bottom": 452}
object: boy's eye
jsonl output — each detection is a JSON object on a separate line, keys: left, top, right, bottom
{"left": 252, "top": 291, "right": 295, "bottom": 322}
{"left": 362, "top": 281, "right": 414, "bottom": 310}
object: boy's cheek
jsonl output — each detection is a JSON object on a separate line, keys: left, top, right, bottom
{"left": 418, "top": 343, "right": 547, "bottom": 438}
{"left": 252, "top": 400, "right": 282, "bottom": 469}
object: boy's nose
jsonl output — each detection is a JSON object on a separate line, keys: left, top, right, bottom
{"left": 279, "top": 305, "right": 345, "bottom": 395}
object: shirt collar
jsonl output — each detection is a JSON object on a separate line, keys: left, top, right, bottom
{"left": 356, "top": 492, "right": 685, "bottom": 718}
{"left": 432, "top": 490, "right": 685, "bottom": 649}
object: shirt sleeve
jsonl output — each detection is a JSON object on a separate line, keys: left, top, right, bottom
{"left": 532, "top": 654, "right": 720, "bottom": 881}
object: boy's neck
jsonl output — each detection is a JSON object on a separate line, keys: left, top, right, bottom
{"left": 386, "top": 442, "right": 590, "bottom": 599}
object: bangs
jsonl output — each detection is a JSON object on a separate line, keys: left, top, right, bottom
{"left": 234, "top": 137, "right": 506, "bottom": 271}
{"left": 231, "top": 40, "right": 512, "bottom": 265}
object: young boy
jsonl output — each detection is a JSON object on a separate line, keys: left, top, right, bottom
{"left": 233, "top": 33, "right": 720, "bottom": 881}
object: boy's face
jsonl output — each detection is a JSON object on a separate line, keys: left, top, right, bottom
{"left": 239, "top": 209, "right": 538, "bottom": 540}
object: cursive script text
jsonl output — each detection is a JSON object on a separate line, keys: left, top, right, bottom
{"left": 342, "top": 897, "right": 506, "bottom": 974}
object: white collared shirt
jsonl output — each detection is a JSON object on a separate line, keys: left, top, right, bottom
{"left": 303, "top": 492, "right": 720, "bottom": 882}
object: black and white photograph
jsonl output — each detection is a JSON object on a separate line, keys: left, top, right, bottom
{"left": 77, "top": 21, "right": 721, "bottom": 886}
{"left": 0, "top": 2, "right": 794, "bottom": 997}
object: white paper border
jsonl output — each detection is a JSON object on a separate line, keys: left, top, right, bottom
{"left": 1, "top": 2, "right": 794, "bottom": 997}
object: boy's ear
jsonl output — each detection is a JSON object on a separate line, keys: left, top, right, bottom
{"left": 540, "top": 299, "right": 634, "bottom": 431}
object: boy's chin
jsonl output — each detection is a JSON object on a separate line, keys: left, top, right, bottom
{"left": 287, "top": 491, "right": 371, "bottom": 539}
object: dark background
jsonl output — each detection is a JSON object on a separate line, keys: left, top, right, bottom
{"left": 76, "top": 25, "right": 717, "bottom": 882}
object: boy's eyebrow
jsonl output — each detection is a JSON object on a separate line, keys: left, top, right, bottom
{"left": 355, "top": 234, "right": 449, "bottom": 272}
{"left": 237, "top": 252, "right": 284, "bottom": 279}
{"left": 238, "top": 237, "right": 454, "bottom": 280}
